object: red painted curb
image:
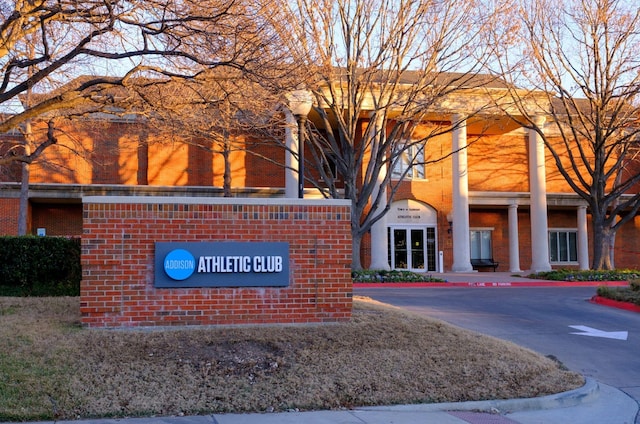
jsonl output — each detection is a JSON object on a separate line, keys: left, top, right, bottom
{"left": 353, "top": 281, "right": 629, "bottom": 288}
{"left": 590, "top": 295, "right": 640, "bottom": 313}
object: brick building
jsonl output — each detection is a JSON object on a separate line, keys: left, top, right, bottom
{"left": 2, "top": 75, "right": 640, "bottom": 274}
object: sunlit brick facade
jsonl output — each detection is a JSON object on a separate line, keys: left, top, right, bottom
{"left": 2, "top": 84, "right": 640, "bottom": 273}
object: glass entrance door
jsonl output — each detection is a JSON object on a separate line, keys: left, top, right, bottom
{"left": 388, "top": 227, "right": 437, "bottom": 272}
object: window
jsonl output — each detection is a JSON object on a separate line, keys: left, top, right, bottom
{"left": 321, "top": 152, "right": 339, "bottom": 182}
{"left": 549, "top": 230, "right": 578, "bottom": 263}
{"left": 470, "top": 229, "right": 493, "bottom": 260}
{"left": 391, "top": 142, "right": 425, "bottom": 180}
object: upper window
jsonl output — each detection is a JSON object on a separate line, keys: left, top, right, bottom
{"left": 470, "top": 229, "right": 493, "bottom": 260}
{"left": 391, "top": 142, "right": 425, "bottom": 180}
{"left": 319, "top": 151, "right": 339, "bottom": 182}
{"left": 549, "top": 230, "right": 578, "bottom": 263}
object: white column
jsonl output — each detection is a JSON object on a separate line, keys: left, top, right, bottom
{"left": 369, "top": 113, "right": 390, "bottom": 270}
{"left": 508, "top": 203, "right": 522, "bottom": 272}
{"left": 369, "top": 190, "right": 389, "bottom": 270}
{"left": 528, "top": 117, "right": 552, "bottom": 272}
{"left": 284, "top": 110, "right": 298, "bottom": 198}
{"left": 577, "top": 205, "right": 589, "bottom": 270}
{"left": 451, "top": 114, "right": 473, "bottom": 272}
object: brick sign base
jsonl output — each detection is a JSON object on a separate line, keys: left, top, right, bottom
{"left": 81, "top": 197, "right": 352, "bottom": 328}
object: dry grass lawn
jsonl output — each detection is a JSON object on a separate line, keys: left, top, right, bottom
{"left": 0, "top": 296, "right": 584, "bottom": 421}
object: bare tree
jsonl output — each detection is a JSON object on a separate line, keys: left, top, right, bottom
{"left": 0, "top": 0, "right": 290, "bottom": 233}
{"left": 489, "top": 0, "right": 640, "bottom": 269}
{"left": 128, "top": 74, "right": 286, "bottom": 196}
{"left": 281, "top": 0, "right": 496, "bottom": 269}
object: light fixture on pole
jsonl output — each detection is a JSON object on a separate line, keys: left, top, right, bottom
{"left": 446, "top": 211, "right": 453, "bottom": 234}
{"left": 286, "top": 89, "right": 313, "bottom": 198}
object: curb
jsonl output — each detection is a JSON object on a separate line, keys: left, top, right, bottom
{"left": 355, "top": 377, "right": 599, "bottom": 414}
{"left": 590, "top": 295, "right": 640, "bottom": 313}
{"left": 354, "top": 281, "right": 629, "bottom": 288}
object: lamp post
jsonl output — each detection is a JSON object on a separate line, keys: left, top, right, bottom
{"left": 287, "top": 89, "right": 313, "bottom": 198}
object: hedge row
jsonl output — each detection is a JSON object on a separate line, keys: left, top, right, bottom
{"left": 0, "top": 236, "right": 81, "bottom": 296}
{"left": 597, "top": 280, "right": 640, "bottom": 307}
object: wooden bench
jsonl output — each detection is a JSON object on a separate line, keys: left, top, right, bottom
{"left": 471, "top": 258, "right": 499, "bottom": 272}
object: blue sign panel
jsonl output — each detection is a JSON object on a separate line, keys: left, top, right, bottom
{"left": 155, "top": 242, "right": 290, "bottom": 288}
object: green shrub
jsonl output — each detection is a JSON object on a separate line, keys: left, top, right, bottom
{"left": 0, "top": 236, "right": 81, "bottom": 296}
{"left": 352, "top": 269, "right": 444, "bottom": 283}
{"left": 530, "top": 269, "right": 640, "bottom": 282}
{"left": 597, "top": 286, "right": 614, "bottom": 297}
{"left": 597, "top": 284, "right": 640, "bottom": 307}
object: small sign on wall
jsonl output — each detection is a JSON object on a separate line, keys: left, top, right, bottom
{"left": 155, "top": 242, "right": 290, "bottom": 288}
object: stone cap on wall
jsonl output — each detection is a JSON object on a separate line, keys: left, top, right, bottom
{"left": 82, "top": 196, "right": 352, "bottom": 207}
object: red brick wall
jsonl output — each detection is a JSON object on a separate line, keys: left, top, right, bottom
{"left": 615, "top": 215, "right": 640, "bottom": 267}
{"left": 81, "top": 197, "right": 352, "bottom": 328}
{"left": 31, "top": 203, "right": 83, "bottom": 236}
{"left": 27, "top": 120, "right": 283, "bottom": 189}
{"left": 0, "top": 198, "right": 19, "bottom": 235}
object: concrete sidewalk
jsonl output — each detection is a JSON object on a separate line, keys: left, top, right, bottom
{"left": 17, "top": 378, "right": 638, "bottom": 424}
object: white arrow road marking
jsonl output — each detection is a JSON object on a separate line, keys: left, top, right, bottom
{"left": 569, "top": 325, "right": 628, "bottom": 340}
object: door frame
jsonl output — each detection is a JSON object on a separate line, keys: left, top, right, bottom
{"left": 388, "top": 225, "right": 438, "bottom": 272}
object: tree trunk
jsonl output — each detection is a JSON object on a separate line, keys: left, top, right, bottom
{"left": 609, "top": 232, "right": 616, "bottom": 269}
{"left": 18, "top": 161, "right": 29, "bottom": 235}
{"left": 18, "top": 121, "right": 32, "bottom": 236}
{"left": 591, "top": 215, "right": 615, "bottom": 270}
{"left": 223, "top": 133, "right": 232, "bottom": 197}
{"left": 351, "top": 229, "right": 363, "bottom": 270}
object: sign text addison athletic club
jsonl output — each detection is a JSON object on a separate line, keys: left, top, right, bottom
{"left": 155, "top": 242, "right": 290, "bottom": 288}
